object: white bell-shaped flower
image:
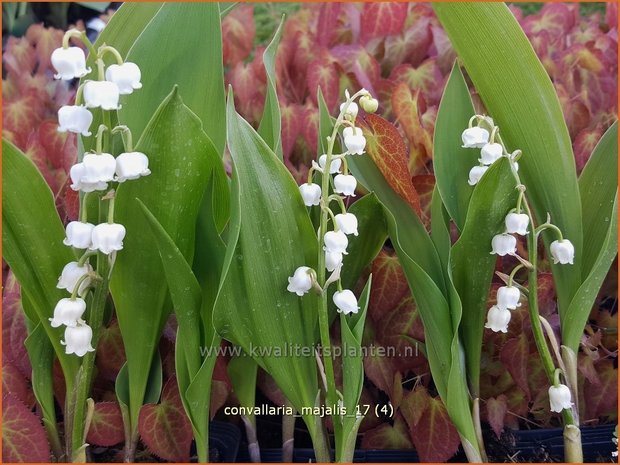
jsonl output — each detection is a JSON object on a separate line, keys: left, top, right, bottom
{"left": 550, "top": 239, "right": 575, "bottom": 265}
{"left": 51, "top": 46, "right": 91, "bottom": 80}
{"left": 105, "top": 62, "right": 142, "bottom": 95}
{"left": 49, "top": 298, "right": 86, "bottom": 328}
{"left": 63, "top": 221, "right": 95, "bottom": 249}
{"left": 468, "top": 165, "right": 488, "bottom": 186}
{"left": 90, "top": 223, "right": 126, "bottom": 255}
{"left": 318, "top": 154, "right": 341, "bottom": 174}
{"left": 115, "top": 152, "right": 151, "bottom": 182}
{"left": 299, "top": 183, "right": 321, "bottom": 206}
{"left": 335, "top": 213, "right": 358, "bottom": 236}
{"left": 82, "top": 153, "right": 116, "bottom": 183}
{"left": 83, "top": 81, "right": 121, "bottom": 110}
{"left": 287, "top": 266, "right": 313, "bottom": 296}
{"left": 342, "top": 127, "right": 366, "bottom": 155}
{"left": 479, "top": 143, "right": 503, "bottom": 165}
{"left": 484, "top": 305, "right": 511, "bottom": 333}
{"left": 61, "top": 322, "right": 95, "bottom": 357}
{"left": 325, "top": 251, "right": 343, "bottom": 272}
{"left": 324, "top": 230, "right": 348, "bottom": 255}
{"left": 359, "top": 95, "right": 379, "bottom": 113}
{"left": 57, "top": 105, "right": 93, "bottom": 136}
{"left": 491, "top": 233, "right": 517, "bottom": 256}
{"left": 548, "top": 384, "right": 573, "bottom": 413}
{"left": 505, "top": 212, "right": 529, "bottom": 235}
{"left": 497, "top": 286, "right": 521, "bottom": 310}
{"left": 461, "top": 127, "right": 490, "bottom": 148}
{"left": 57, "top": 261, "right": 92, "bottom": 297}
{"left": 334, "top": 174, "right": 357, "bottom": 196}
{"left": 340, "top": 101, "right": 358, "bottom": 120}
{"left": 70, "top": 162, "right": 108, "bottom": 192}
{"left": 333, "top": 289, "right": 359, "bottom": 315}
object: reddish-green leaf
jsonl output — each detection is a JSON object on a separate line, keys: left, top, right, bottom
{"left": 307, "top": 52, "right": 340, "bottom": 113}
{"left": 2, "top": 363, "right": 35, "bottom": 409}
{"left": 499, "top": 334, "right": 531, "bottom": 400}
{"left": 25, "top": 24, "right": 64, "bottom": 75}
{"left": 2, "top": 394, "right": 50, "bottom": 463}
{"left": 360, "top": 3, "right": 408, "bottom": 42}
{"left": 96, "top": 320, "right": 126, "bottom": 381}
{"left": 485, "top": 395, "right": 508, "bottom": 439}
{"left": 389, "top": 59, "right": 444, "bottom": 105}
{"left": 411, "top": 175, "right": 435, "bottom": 230}
{"left": 2, "top": 272, "right": 31, "bottom": 378}
{"left": 584, "top": 359, "right": 618, "bottom": 420}
{"left": 360, "top": 414, "right": 413, "bottom": 449}
{"left": 87, "top": 402, "right": 125, "bottom": 447}
{"left": 368, "top": 249, "right": 410, "bottom": 321}
{"left": 222, "top": 5, "right": 256, "bottom": 67}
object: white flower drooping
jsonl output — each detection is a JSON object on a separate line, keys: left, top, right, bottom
{"left": 334, "top": 174, "right": 357, "bottom": 196}
{"left": 299, "top": 183, "right": 321, "bottom": 206}
{"left": 63, "top": 221, "right": 95, "bottom": 249}
{"left": 57, "top": 105, "right": 93, "bottom": 136}
{"left": 90, "top": 223, "right": 126, "bottom": 255}
{"left": 342, "top": 127, "right": 366, "bottom": 155}
{"left": 497, "top": 286, "right": 521, "bottom": 310}
{"left": 479, "top": 143, "right": 503, "bottom": 165}
{"left": 548, "top": 384, "right": 573, "bottom": 413}
{"left": 50, "top": 298, "right": 87, "bottom": 328}
{"left": 82, "top": 153, "right": 117, "bottom": 183}
{"left": 61, "top": 322, "right": 95, "bottom": 357}
{"left": 468, "top": 165, "right": 489, "bottom": 186}
{"left": 333, "top": 289, "right": 359, "bottom": 315}
{"left": 325, "top": 251, "right": 343, "bottom": 272}
{"left": 57, "top": 261, "right": 92, "bottom": 297}
{"left": 83, "top": 81, "right": 121, "bottom": 110}
{"left": 491, "top": 233, "right": 517, "bottom": 256}
{"left": 287, "top": 266, "right": 314, "bottom": 296}
{"left": 340, "top": 101, "right": 358, "bottom": 120}
{"left": 51, "top": 46, "right": 91, "bottom": 80}
{"left": 70, "top": 162, "right": 108, "bottom": 192}
{"left": 324, "top": 230, "right": 348, "bottom": 255}
{"left": 550, "top": 239, "right": 575, "bottom": 265}
{"left": 484, "top": 305, "right": 511, "bottom": 333}
{"left": 318, "top": 154, "right": 342, "bottom": 174}
{"left": 115, "top": 152, "right": 151, "bottom": 182}
{"left": 505, "top": 212, "right": 530, "bottom": 235}
{"left": 105, "top": 62, "right": 142, "bottom": 95}
{"left": 335, "top": 213, "right": 358, "bottom": 236}
{"left": 461, "top": 127, "right": 490, "bottom": 148}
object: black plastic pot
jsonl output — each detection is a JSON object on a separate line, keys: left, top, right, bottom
{"left": 208, "top": 421, "right": 241, "bottom": 463}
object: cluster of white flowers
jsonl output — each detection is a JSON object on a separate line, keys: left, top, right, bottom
{"left": 288, "top": 89, "right": 378, "bottom": 315}
{"left": 49, "top": 31, "right": 149, "bottom": 357}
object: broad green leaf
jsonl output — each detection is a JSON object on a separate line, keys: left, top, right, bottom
{"left": 430, "top": 187, "right": 451, "bottom": 273}
{"left": 2, "top": 140, "right": 79, "bottom": 383}
{"left": 434, "top": 3, "right": 583, "bottom": 312}
{"left": 120, "top": 3, "right": 226, "bottom": 155}
{"left": 110, "top": 88, "right": 216, "bottom": 435}
{"left": 450, "top": 158, "right": 518, "bottom": 395}
{"left": 257, "top": 17, "right": 284, "bottom": 159}
{"left": 213, "top": 90, "right": 320, "bottom": 433}
{"left": 227, "top": 353, "right": 258, "bottom": 433}
{"left": 115, "top": 354, "right": 163, "bottom": 423}
{"left": 434, "top": 63, "right": 477, "bottom": 231}
{"left": 578, "top": 121, "right": 618, "bottom": 277}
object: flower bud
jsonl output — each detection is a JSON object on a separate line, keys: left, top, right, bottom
{"left": 50, "top": 298, "right": 86, "bottom": 328}
{"left": 468, "top": 165, "right": 488, "bottom": 186}
{"left": 325, "top": 251, "right": 343, "bottom": 272}
{"left": 63, "top": 221, "right": 95, "bottom": 249}
{"left": 334, "top": 174, "right": 357, "bottom": 197}
{"left": 335, "top": 213, "right": 358, "bottom": 236}
{"left": 84, "top": 81, "right": 121, "bottom": 110}
{"left": 70, "top": 162, "right": 108, "bottom": 192}
{"left": 57, "top": 105, "right": 93, "bottom": 136}
{"left": 340, "top": 101, "right": 358, "bottom": 120}
{"left": 105, "top": 62, "right": 142, "bottom": 95}
{"left": 484, "top": 305, "right": 511, "bottom": 333}
{"left": 550, "top": 239, "right": 574, "bottom": 265}
{"left": 548, "top": 384, "right": 573, "bottom": 413}
{"left": 490, "top": 233, "right": 517, "bottom": 256}
{"left": 342, "top": 127, "right": 366, "bottom": 155}
{"left": 90, "top": 223, "right": 126, "bottom": 255}
{"left": 324, "top": 230, "right": 348, "bottom": 255}
{"left": 479, "top": 143, "right": 503, "bottom": 165}
{"left": 318, "top": 154, "right": 341, "bottom": 174}
{"left": 57, "top": 261, "right": 92, "bottom": 297}
{"left": 461, "top": 126, "right": 490, "bottom": 148}
{"left": 333, "top": 289, "right": 359, "bottom": 315}
{"left": 51, "top": 46, "right": 91, "bottom": 80}
{"left": 287, "top": 266, "right": 314, "bottom": 296}
{"left": 359, "top": 94, "right": 379, "bottom": 113}
{"left": 299, "top": 183, "right": 321, "bottom": 206}
{"left": 497, "top": 286, "right": 521, "bottom": 310}
{"left": 115, "top": 152, "right": 151, "bottom": 182}
{"left": 505, "top": 212, "right": 529, "bottom": 235}
{"left": 61, "top": 322, "right": 95, "bottom": 357}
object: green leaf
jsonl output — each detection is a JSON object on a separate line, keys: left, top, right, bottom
{"left": 115, "top": 353, "right": 163, "bottom": 411}
{"left": 120, "top": 3, "right": 226, "bottom": 154}
{"left": 434, "top": 3, "right": 582, "bottom": 312}
{"left": 110, "top": 88, "right": 216, "bottom": 434}
{"left": 2, "top": 140, "right": 79, "bottom": 383}
{"left": 257, "top": 16, "right": 284, "bottom": 159}
{"left": 227, "top": 353, "right": 258, "bottom": 428}
{"left": 213, "top": 90, "right": 320, "bottom": 434}
{"left": 433, "top": 63, "right": 477, "bottom": 231}
{"left": 450, "top": 158, "right": 518, "bottom": 395}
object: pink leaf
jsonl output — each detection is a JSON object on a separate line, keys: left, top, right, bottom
{"left": 2, "top": 394, "right": 50, "bottom": 463}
